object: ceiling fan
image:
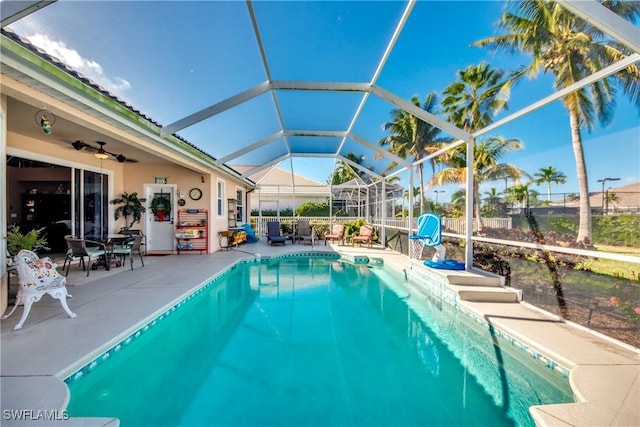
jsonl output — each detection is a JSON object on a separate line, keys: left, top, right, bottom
{"left": 71, "top": 140, "right": 138, "bottom": 163}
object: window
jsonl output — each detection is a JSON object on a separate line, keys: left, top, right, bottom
{"left": 217, "top": 179, "right": 225, "bottom": 217}
{"left": 236, "top": 188, "right": 244, "bottom": 223}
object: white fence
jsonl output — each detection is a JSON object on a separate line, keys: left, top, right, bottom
{"left": 249, "top": 216, "right": 512, "bottom": 236}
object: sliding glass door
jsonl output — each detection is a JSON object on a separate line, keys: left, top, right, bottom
{"left": 73, "top": 168, "right": 108, "bottom": 240}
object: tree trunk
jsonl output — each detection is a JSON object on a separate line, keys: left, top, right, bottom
{"left": 474, "top": 183, "right": 484, "bottom": 232}
{"left": 569, "top": 110, "right": 592, "bottom": 244}
{"left": 417, "top": 163, "right": 425, "bottom": 214}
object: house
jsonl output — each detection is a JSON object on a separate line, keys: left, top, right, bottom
{"left": 1, "top": 28, "right": 255, "bottom": 314}
{"left": 550, "top": 182, "right": 640, "bottom": 213}
{"left": 233, "top": 166, "right": 330, "bottom": 213}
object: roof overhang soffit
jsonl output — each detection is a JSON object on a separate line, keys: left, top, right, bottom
{"left": 0, "top": 35, "right": 256, "bottom": 187}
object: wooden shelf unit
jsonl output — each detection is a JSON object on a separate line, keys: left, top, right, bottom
{"left": 227, "top": 198, "right": 238, "bottom": 229}
{"left": 175, "top": 209, "right": 208, "bottom": 254}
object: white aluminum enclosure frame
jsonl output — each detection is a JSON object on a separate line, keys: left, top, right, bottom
{"left": 4, "top": 0, "right": 639, "bottom": 270}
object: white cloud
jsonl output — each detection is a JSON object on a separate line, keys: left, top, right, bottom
{"left": 26, "top": 34, "right": 130, "bottom": 95}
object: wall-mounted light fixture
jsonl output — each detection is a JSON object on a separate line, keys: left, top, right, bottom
{"left": 35, "top": 109, "right": 56, "bottom": 134}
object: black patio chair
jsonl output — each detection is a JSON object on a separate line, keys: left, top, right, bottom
{"left": 297, "top": 219, "right": 315, "bottom": 247}
{"left": 63, "top": 236, "right": 108, "bottom": 276}
{"left": 111, "top": 235, "right": 145, "bottom": 270}
{"left": 266, "top": 221, "right": 286, "bottom": 246}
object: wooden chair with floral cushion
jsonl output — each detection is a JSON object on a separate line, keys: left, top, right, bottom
{"left": 351, "top": 224, "right": 375, "bottom": 248}
{"left": 2, "top": 250, "right": 76, "bottom": 330}
{"left": 324, "top": 223, "right": 345, "bottom": 246}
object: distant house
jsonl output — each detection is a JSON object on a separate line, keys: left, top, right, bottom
{"left": 550, "top": 182, "right": 640, "bottom": 214}
{"left": 233, "top": 166, "right": 330, "bottom": 213}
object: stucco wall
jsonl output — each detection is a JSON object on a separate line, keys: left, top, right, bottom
{"left": 6, "top": 130, "right": 251, "bottom": 254}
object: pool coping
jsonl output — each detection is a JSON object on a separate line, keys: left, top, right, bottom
{"left": 400, "top": 259, "right": 640, "bottom": 427}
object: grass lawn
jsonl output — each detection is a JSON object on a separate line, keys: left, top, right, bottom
{"left": 581, "top": 245, "right": 640, "bottom": 282}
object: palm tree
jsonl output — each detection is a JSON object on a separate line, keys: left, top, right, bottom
{"left": 439, "top": 63, "right": 514, "bottom": 229}
{"left": 402, "top": 186, "right": 423, "bottom": 215}
{"left": 534, "top": 166, "right": 567, "bottom": 202}
{"left": 605, "top": 191, "right": 620, "bottom": 214}
{"left": 507, "top": 183, "right": 532, "bottom": 210}
{"left": 474, "top": 0, "right": 640, "bottom": 244}
{"left": 378, "top": 92, "right": 452, "bottom": 213}
{"left": 441, "top": 63, "right": 511, "bottom": 133}
{"left": 483, "top": 187, "right": 506, "bottom": 217}
{"left": 330, "top": 152, "right": 364, "bottom": 185}
{"left": 446, "top": 189, "right": 467, "bottom": 218}
{"left": 430, "top": 136, "right": 526, "bottom": 230}
{"left": 483, "top": 187, "right": 503, "bottom": 208}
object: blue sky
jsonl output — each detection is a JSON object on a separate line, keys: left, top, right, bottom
{"left": 8, "top": 0, "right": 639, "bottom": 202}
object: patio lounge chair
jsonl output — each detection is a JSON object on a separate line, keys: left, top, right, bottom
{"left": 2, "top": 250, "right": 77, "bottom": 330}
{"left": 111, "top": 235, "right": 145, "bottom": 270}
{"left": 296, "top": 219, "right": 315, "bottom": 247}
{"left": 266, "top": 221, "right": 286, "bottom": 245}
{"left": 351, "top": 224, "right": 374, "bottom": 248}
{"left": 63, "top": 236, "right": 108, "bottom": 276}
{"left": 324, "top": 224, "right": 345, "bottom": 245}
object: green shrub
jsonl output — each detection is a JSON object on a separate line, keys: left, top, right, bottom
{"left": 295, "top": 202, "right": 330, "bottom": 217}
{"left": 250, "top": 208, "right": 294, "bottom": 217}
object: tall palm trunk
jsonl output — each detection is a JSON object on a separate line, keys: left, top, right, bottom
{"left": 417, "top": 163, "right": 426, "bottom": 214}
{"left": 474, "top": 182, "right": 484, "bottom": 232}
{"left": 569, "top": 109, "right": 592, "bottom": 244}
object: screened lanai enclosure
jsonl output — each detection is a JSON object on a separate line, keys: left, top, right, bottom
{"left": 3, "top": 1, "right": 640, "bottom": 345}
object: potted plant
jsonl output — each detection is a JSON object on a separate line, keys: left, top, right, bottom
{"left": 110, "top": 192, "right": 147, "bottom": 230}
{"left": 150, "top": 195, "right": 171, "bottom": 222}
{"left": 6, "top": 226, "right": 49, "bottom": 259}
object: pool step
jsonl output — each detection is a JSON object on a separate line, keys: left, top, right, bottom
{"left": 418, "top": 262, "right": 519, "bottom": 303}
{"left": 424, "top": 267, "right": 504, "bottom": 287}
{"left": 450, "top": 285, "right": 522, "bottom": 303}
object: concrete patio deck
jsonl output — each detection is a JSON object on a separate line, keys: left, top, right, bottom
{"left": 1, "top": 240, "right": 638, "bottom": 426}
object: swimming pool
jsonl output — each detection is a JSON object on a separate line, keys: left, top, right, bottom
{"left": 65, "top": 255, "right": 573, "bottom": 426}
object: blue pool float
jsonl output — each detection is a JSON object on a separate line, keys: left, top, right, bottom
{"left": 242, "top": 223, "right": 259, "bottom": 243}
{"left": 424, "top": 259, "right": 465, "bottom": 270}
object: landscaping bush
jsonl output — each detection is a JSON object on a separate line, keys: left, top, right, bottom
{"left": 250, "top": 208, "right": 294, "bottom": 217}
{"left": 295, "top": 202, "right": 330, "bottom": 217}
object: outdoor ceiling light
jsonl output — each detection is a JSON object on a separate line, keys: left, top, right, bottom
{"left": 35, "top": 109, "right": 55, "bottom": 134}
{"left": 70, "top": 140, "right": 129, "bottom": 162}
{"left": 94, "top": 141, "right": 110, "bottom": 160}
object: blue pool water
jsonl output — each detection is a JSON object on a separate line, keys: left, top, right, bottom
{"left": 66, "top": 256, "right": 573, "bottom": 427}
